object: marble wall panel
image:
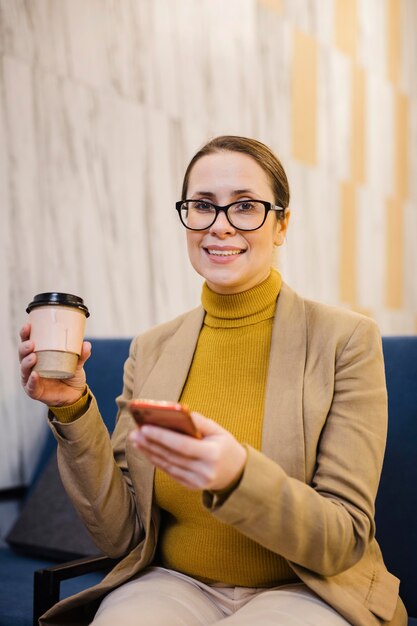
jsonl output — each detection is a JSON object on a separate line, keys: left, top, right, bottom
{"left": 255, "top": 9, "right": 292, "bottom": 160}
{"left": 404, "top": 199, "right": 417, "bottom": 311}
{"left": 205, "top": 0, "right": 260, "bottom": 137}
{"left": 277, "top": 161, "right": 308, "bottom": 292}
{"left": 3, "top": 56, "right": 41, "bottom": 301}
{"left": 356, "top": 188, "right": 386, "bottom": 311}
{"left": 141, "top": 0, "right": 184, "bottom": 118}
{"left": 317, "top": 46, "right": 351, "bottom": 181}
{"left": 0, "top": 55, "right": 50, "bottom": 489}
{"left": 409, "top": 78, "right": 417, "bottom": 203}
{"left": 0, "top": 61, "right": 7, "bottom": 246}
{"left": 20, "top": 74, "right": 154, "bottom": 334}
{"left": 142, "top": 110, "right": 202, "bottom": 324}
{"left": 302, "top": 171, "right": 339, "bottom": 306}
{"left": 374, "top": 309, "right": 417, "bottom": 336}
{"left": 282, "top": 0, "right": 333, "bottom": 44}
{"left": 314, "top": 0, "right": 334, "bottom": 46}
{"left": 357, "top": 0, "right": 386, "bottom": 77}
{"left": 279, "top": 162, "right": 339, "bottom": 305}
{"left": 175, "top": 3, "right": 213, "bottom": 133}
{"left": 0, "top": 0, "right": 36, "bottom": 63}
{"left": 401, "top": 0, "right": 417, "bottom": 95}
{"left": 63, "top": 0, "right": 137, "bottom": 95}
{"left": 366, "top": 73, "right": 394, "bottom": 196}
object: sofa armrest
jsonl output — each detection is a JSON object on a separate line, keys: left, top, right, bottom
{"left": 33, "top": 555, "right": 118, "bottom": 626}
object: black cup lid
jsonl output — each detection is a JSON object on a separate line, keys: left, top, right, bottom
{"left": 26, "top": 293, "right": 90, "bottom": 317}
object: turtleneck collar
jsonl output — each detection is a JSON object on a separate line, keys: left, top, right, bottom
{"left": 201, "top": 269, "right": 282, "bottom": 328}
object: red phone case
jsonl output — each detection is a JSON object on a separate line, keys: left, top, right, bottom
{"left": 128, "top": 399, "right": 201, "bottom": 438}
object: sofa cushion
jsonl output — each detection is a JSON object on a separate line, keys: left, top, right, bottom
{"left": 376, "top": 337, "right": 417, "bottom": 618}
{"left": 5, "top": 454, "right": 102, "bottom": 560}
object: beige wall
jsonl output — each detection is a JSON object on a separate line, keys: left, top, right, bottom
{"left": 0, "top": 0, "right": 416, "bottom": 488}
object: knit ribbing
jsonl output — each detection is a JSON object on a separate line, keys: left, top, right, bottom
{"left": 154, "top": 269, "right": 297, "bottom": 586}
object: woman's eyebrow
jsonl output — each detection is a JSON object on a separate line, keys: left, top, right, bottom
{"left": 191, "top": 191, "right": 217, "bottom": 198}
{"left": 191, "top": 189, "right": 256, "bottom": 198}
{"left": 233, "top": 189, "right": 256, "bottom": 195}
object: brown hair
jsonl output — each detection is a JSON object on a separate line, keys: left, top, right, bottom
{"left": 181, "top": 136, "right": 290, "bottom": 216}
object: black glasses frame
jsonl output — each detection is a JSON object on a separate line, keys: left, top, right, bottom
{"left": 175, "top": 200, "right": 286, "bottom": 232}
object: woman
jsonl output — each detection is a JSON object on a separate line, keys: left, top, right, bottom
{"left": 19, "top": 136, "right": 406, "bottom": 626}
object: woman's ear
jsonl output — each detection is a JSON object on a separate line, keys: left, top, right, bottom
{"left": 274, "top": 210, "right": 290, "bottom": 247}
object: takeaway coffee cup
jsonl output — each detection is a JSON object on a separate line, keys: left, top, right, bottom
{"left": 26, "top": 292, "right": 90, "bottom": 379}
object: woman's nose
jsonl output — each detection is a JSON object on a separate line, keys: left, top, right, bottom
{"left": 209, "top": 209, "right": 236, "bottom": 236}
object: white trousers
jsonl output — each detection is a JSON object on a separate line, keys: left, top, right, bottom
{"left": 92, "top": 567, "right": 352, "bottom": 626}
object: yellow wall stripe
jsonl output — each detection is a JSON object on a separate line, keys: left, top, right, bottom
{"left": 257, "top": 0, "right": 283, "bottom": 13}
{"left": 334, "top": 0, "right": 357, "bottom": 58}
{"left": 291, "top": 30, "right": 317, "bottom": 166}
{"left": 387, "top": 0, "right": 401, "bottom": 84}
{"left": 339, "top": 181, "right": 357, "bottom": 304}
{"left": 395, "top": 92, "right": 409, "bottom": 200}
{"left": 385, "top": 197, "right": 403, "bottom": 308}
{"left": 351, "top": 64, "right": 365, "bottom": 184}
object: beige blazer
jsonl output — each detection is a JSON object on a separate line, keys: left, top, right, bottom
{"left": 42, "top": 283, "right": 406, "bottom": 626}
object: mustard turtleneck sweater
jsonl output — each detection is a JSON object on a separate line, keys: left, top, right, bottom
{"left": 154, "top": 269, "right": 297, "bottom": 587}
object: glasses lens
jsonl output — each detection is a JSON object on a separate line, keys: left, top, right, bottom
{"left": 227, "top": 201, "right": 266, "bottom": 230}
{"left": 180, "top": 201, "right": 217, "bottom": 230}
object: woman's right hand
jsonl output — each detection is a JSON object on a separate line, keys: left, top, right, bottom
{"left": 19, "top": 323, "right": 92, "bottom": 408}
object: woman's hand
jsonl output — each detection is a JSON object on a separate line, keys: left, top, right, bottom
{"left": 19, "top": 323, "right": 91, "bottom": 407}
{"left": 129, "top": 412, "right": 247, "bottom": 492}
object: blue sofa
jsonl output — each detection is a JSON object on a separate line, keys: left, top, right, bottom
{"left": 0, "top": 336, "right": 416, "bottom": 626}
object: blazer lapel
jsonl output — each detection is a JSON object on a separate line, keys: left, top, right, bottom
{"left": 126, "top": 307, "right": 205, "bottom": 540}
{"left": 262, "top": 282, "right": 307, "bottom": 482}
{"left": 138, "top": 306, "right": 205, "bottom": 402}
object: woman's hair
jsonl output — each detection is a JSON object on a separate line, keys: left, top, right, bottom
{"left": 181, "top": 136, "right": 290, "bottom": 216}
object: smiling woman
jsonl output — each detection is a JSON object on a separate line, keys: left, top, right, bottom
{"left": 183, "top": 147, "right": 290, "bottom": 294}
{"left": 18, "top": 136, "right": 406, "bottom": 626}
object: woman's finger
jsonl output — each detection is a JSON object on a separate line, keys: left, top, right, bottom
{"left": 76, "top": 341, "right": 92, "bottom": 369}
{"left": 131, "top": 430, "right": 219, "bottom": 486}
{"left": 129, "top": 428, "right": 183, "bottom": 459}
{"left": 190, "top": 412, "right": 224, "bottom": 437}
{"left": 19, "top": 324, "right": 31, "bottom": 342}
{"left": 138, "top": 425, "right": 202, "bottom": 459}
{"left": 25, "top": 370, "right": 44, "bottom": 400}
{"left": 70, "top": 342, "right": 92, "bottom": 373}
{"left": 18, "top": 339, "right": 35, "bottom": 363}
{"left": 135, "top": 443, "right": 205, "bottom": 489}
{"left": 134, "top": 436, "right": 201, "bottom": 472}
{"left": 20, "top": 352, "right": 37, "bottom": 385}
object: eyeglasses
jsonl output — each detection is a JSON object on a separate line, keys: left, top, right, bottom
{"left": 175, "top": 200, "right": 285, "bottom": 232}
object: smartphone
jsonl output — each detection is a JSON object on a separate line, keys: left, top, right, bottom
{"left": 128, "top": 399, "right": 202, "bottom": 439}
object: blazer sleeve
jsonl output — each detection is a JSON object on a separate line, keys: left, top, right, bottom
{"left": 48, "top": 337, "right": 143, "bottom": 558}
{"left": 203, "top": 317, "right": 388, "bottom": 577}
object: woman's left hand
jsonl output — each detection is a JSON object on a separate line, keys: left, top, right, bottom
{"left": 128, "top": 412, "right": 247, "bottom": 492}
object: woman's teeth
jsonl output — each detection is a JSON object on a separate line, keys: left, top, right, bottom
{"left": 207, "top": 249, "right": 242, "bottom": 256}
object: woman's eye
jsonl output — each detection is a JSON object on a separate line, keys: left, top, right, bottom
{"left": 193, "top": 202, "right": 213, "bottom": 211}
{"left": 236, "top": 201, "right": 255, "bottom": 211}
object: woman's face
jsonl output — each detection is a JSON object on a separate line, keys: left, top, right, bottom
{"left": 185, "top": 150, "right": 289, "bottom": 294}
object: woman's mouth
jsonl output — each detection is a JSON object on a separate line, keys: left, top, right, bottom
{"left": 205, "top": 248, "right": 243, "bottom": 257}
{"left": 203, "top": 246, "right": 246, "bottom": 264}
